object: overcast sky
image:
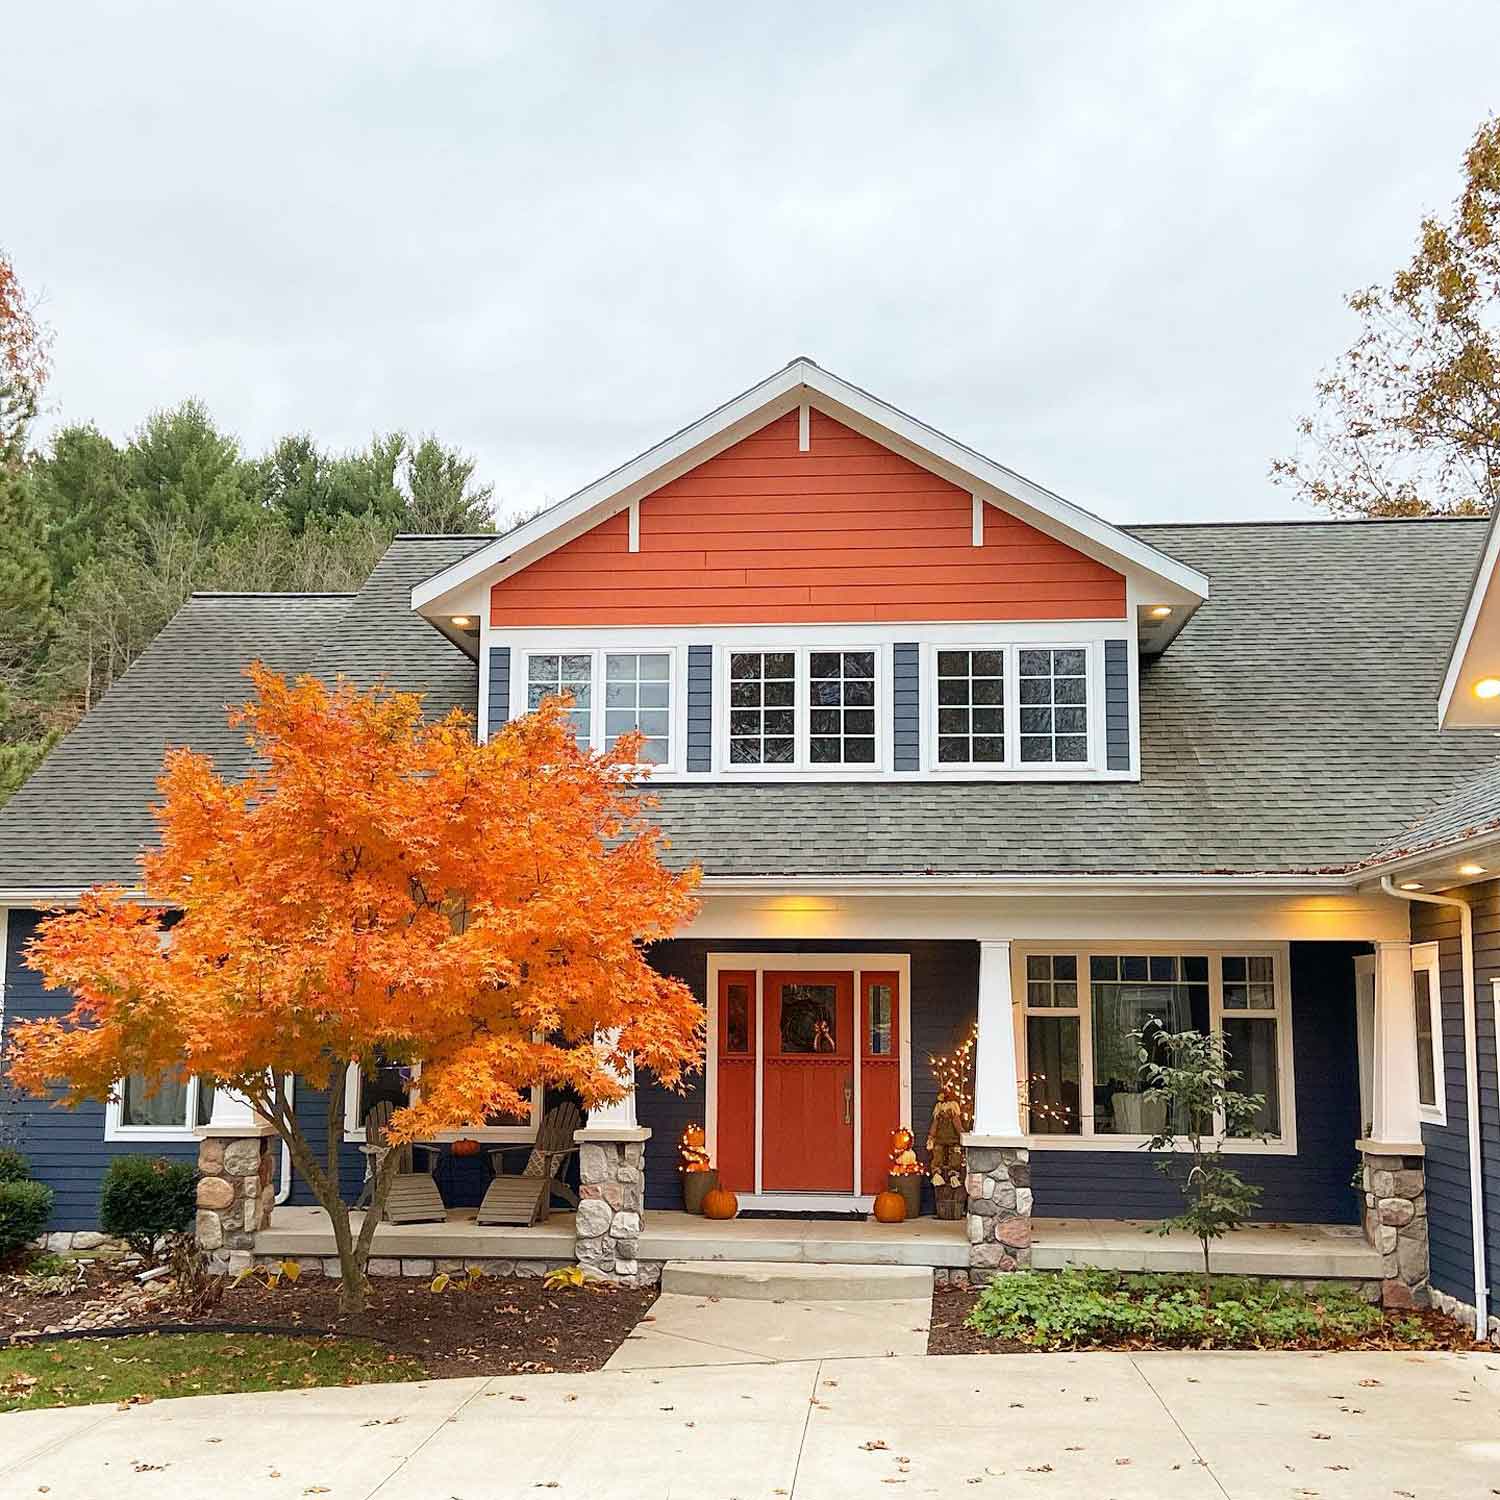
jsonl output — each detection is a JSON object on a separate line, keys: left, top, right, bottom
{"left": 9, "top": 2, "right": 1500, "bottom": 527}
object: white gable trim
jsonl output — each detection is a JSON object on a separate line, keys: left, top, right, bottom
{"left": 411, "top": 359, "right": 1210, "bottom": 622}
{"left": 1439, "top": 511, "right": 1500, "bottom": 726}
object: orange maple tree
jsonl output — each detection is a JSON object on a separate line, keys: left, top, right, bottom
{"left": 6, "top": 666, "right": 702, "bottom": 1314}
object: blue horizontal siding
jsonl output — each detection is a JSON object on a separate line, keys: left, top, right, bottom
{"left": 1, "top": 910, "right": 202, "bottom": 1232}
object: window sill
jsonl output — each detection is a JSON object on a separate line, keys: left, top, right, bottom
{"left": 1027, "top": 1134, "right": 1297, "bottom": 1156}
{"left": 104, "top": 1126, "right": 202, "bottom": 1144}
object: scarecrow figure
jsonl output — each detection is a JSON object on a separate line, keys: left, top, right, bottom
{"left": 926, "top": 1087, "right": 967, "bottom": 1220}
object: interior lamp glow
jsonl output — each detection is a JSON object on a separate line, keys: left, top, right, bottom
{"left": 1474, "top": 677, "right": 1500, "bottom": 700}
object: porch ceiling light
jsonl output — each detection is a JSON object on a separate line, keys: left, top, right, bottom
{"left": 1148, "top": 605, "right": 1172, "bottom": 619}
{"left": 1473, "top": 676, "right": 1500, "bottom": 700}
{"left": 1399, "top": 880, "right": 1424, "bottom": 890}
{"left": 1458, "top": 863, "right": 1486, "bottom": 876}
{"left": 450, "top": 615, "right": 474, "bottom": 628}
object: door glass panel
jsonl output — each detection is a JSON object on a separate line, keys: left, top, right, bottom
{"left": 724, "top": 981, "right": 750, "bottom": 1054}
{"left": 867, "top": 983, "right": 893, "bottom": 1055}
{"left": 779, "top": 983, "right": 838, "bottom": 1053}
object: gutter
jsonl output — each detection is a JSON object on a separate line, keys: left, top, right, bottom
{"left": 1381, "top": 876, "right": 1490, "bottom": 1341}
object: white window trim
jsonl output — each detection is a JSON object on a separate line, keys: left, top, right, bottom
{"left": 516, "top": 644, "right": 680, "bottom": 772}
{"left": 1412, "top": 940, "right": 1446, "bottom": 1126}
{"left": 494, "top": 621, "right": 1135, "bottom": 782}
{"left": 720, "top": 645, "right": 888, "bottom": 775}
{"left": 342, "top": 1060, "right": 542, "bottom": 1144}
{"left": 104, "top": 1075, "right": 213, "bottom": 1143}
{"left": 1015, "top": 941, "right": 1297, "bottom": 1155}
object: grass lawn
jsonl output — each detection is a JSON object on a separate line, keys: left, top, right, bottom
{"left": 0, "top": 1332, "right": 426, "bottom": 1412}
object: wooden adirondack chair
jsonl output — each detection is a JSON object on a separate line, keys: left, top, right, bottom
{"left": 475, "top": 1101, "right": 583, "bottom": 1227}
{"left": 356, "top": 1099, "right": 448, "bottom": 1225}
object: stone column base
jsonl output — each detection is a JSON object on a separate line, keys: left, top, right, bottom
{"left": 1357, "top": 1142, "right": 1429, "bottom": 1309}
{"left": 963, "top": 1141, "right": 1031, "bottom": 1283}
{"left": 196, "top": 1131, "right": 275, "bottom": 1274}
{"left": 574, "top": 1126, "right": 649, "bottom": 1285}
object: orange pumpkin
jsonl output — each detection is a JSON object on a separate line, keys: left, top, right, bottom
{"left": 701, "top": 1185, "right": 739, "bottom": 1220}
{"left": 872, "top": 1188, "right": 908, "bottom": 1224}
{"left": 450, "top": 1137, "right": 482, "bottom": 1158}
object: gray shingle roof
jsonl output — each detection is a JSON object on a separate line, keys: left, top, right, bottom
{"left": 1367, "top": 756, "right": 1500, "bottom": 864}
{"left": 0, "top": 537, "right": 485, "bottom": 891}
{"left": 0, "top": 519, "right": 1495, "bottom": 888}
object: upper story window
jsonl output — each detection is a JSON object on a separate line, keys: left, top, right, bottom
{"left": 1019, "top": 649, "right": 1088, "bottom": 765}
{"left": 727, "top": 648, "right": 883, "bottom": 770}
{"left": 729, "top": 651, "right": 796, "bottom": 765}
{"left": 936, "top": 649, "right": 1006, "bottom": 764}
{"left": 810, "top": 651, "right": 876, "bottom": 765}
{"left": 525, "top": 648, "right": 672, "bottom": 766}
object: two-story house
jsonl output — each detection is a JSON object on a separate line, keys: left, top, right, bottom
{"left": 1, "top": 359, "right": 1496, "bottom": 1339}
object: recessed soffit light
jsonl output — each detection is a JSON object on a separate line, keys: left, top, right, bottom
{"left": 1399, "top": 880, "right": 1424, "bottom": 890}
{"left": 1458, "top": 862, "right": 1486, "bottom": 877}
{"left": 1474, "top": 676, "right": 1500, "bottom": 700}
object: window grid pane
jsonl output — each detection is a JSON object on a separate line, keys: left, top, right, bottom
{"left": 1025, "top": 952, "right": 1079, "bottom": 1009}
{"left": 728, "top": 652, "right": 796, "bottom": 765}
{"left": 603, "top": 652, "right": 671, "bottom": 765}
{"left": 1017, "top": 648, "right": 1088, "bottom": 764}
{"left": 1413, "top": 970, "right": 1437, "bottom": 1108}
{"left": 527, "top": 653, "right": 593, "bottom": 747}
{"left": 936, "top": 649, "right": 1005, "bottom": 764}
{"left": 809, "top": 650, "right": 877, "bottom": 766}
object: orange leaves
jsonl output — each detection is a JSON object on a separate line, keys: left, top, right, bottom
{"left": 8, "top": 668, "right": 703, "bottom": 1138}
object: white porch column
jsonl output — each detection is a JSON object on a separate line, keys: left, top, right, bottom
{"left": 968, "top": 939, "right": 1025, "bottom": 1142}
{"left": 1369, "top": 940, "right": 1424, "bottom": 1149}
{"left": 581, "top": 1029, "right": 638, "bottom": 1131}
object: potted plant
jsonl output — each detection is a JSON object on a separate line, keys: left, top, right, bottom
{"left": 886, "top": 1127, "right": 923, "bottom": 1217}
{"left": 679, "top": 1123, "right": 718, "bottom": 1214}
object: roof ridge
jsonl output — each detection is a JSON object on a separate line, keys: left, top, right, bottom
{"left": 1127, "top": 515, "right": 1489, "bottom": 531}
{"left": 187, "top": 591, "right": 357, "bottom": 599}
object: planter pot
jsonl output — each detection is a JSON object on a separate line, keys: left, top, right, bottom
{"left": 683, "top": 1168, "right": 719, "bottom": 1215}
{"left": 933, "top": 1184, "right": 967, "bottom": 1221}
{"left": 888, "top": 1173, "right": 922, "bottom": 1219}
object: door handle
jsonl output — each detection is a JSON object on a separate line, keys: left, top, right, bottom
{"left": 843, "top": 1083, "right": 853, "bottom": 1125}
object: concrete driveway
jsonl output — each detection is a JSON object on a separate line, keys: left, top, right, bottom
{"left": 1, "top": 1350, "right": 1496, "bottom": 1498}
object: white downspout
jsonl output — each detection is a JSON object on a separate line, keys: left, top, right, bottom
{"left": 275, "top": 1074, "right": 295, "bottom": 1206}
{"left": 1381, "top": 877, "right": 1489, "bottom": 1341}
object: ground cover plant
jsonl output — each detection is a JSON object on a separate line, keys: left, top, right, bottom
{"left": 947, "top": 1269, "right": 1469, "bottom": 1353}
{"left": 0, "top": 1331, "right": 420, "bottom": 1412}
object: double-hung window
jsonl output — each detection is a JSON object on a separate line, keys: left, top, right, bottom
{"left": 936, "top": 650, "right": 1006, "bottom": 765}
{"left": 524, "top": 649, "right": 673, "bottom": 766}
{"left": 1018, "top": 649, "right": 1089, "bottom": 765}
{"left": 1019, "top": 946, "right": 1292, "bottom": 1147}
{"left": 726, "top": 648, "right": 882, "bottom": 770}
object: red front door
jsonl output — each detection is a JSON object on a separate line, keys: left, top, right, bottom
{"left": 761, "top": 971, "right": 855, "bottom": 1191}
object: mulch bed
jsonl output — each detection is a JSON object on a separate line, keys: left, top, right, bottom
{"left": 3, "top": 1259, "right": 655, "bottom": 1378}
{"left": 926, "top": 1285, "right": 1484, "bottom": 1356}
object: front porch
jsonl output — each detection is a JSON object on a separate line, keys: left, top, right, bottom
{"left": 251, "top": 1206, "right": 1384, "bottom": 1288}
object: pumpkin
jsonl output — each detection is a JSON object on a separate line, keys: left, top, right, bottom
{"left": 701, "top": 1185, "right": 739, "bottom": 1220}
{"left": 872, "top": 1188, "right": 908, "bottom": 1224}
{"left": 450, "top": 1137, "right": 482, "bottom": 1158}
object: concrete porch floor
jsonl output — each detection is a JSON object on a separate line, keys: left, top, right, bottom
{"left": 254, "top": 1207, "right": 1381, "bottom": 1280}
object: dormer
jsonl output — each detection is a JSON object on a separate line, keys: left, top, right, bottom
{"left": 413, "top": 359, "right": 1207, "bottom": 781}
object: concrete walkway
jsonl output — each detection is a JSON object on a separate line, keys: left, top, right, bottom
{"left": 2, "top": 1350, "right": 1497, "bottom": 1498}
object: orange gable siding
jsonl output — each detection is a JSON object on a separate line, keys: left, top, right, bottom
{"left": 489, "top": 411, "right": 1125, "bottom": 626}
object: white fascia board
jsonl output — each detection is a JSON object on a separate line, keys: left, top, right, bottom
{"left": 411, "top": 359, "right": 1210, "bottom": 616}
{"left": 1354, "top": 830, "right": 1500, "bottom": 887}
{"left": 0, "top": 887, "right": 149, "bottom": 906}
{"left": 1438, "top": 511, "right": 1500, "bottom": 725}
{"left": 696, "top": 872, "right": 1354, "bottom": 894}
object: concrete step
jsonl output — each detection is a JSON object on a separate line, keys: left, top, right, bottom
{"left": 660, "top": 1259, "right": 933, "bottom": 1302}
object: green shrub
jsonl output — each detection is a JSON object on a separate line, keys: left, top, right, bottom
{"left": 966, "top": 1269, "right": 1391, "bottom": 1350}
{"left": 0, "top": 1147, "right": 29, "bottom": 1184}
{"left": 0, "top": 1180, "right": 54, "bottom": 1259}
{"left": 99, "top": 1155, "right": 198, "bottom": 1259}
